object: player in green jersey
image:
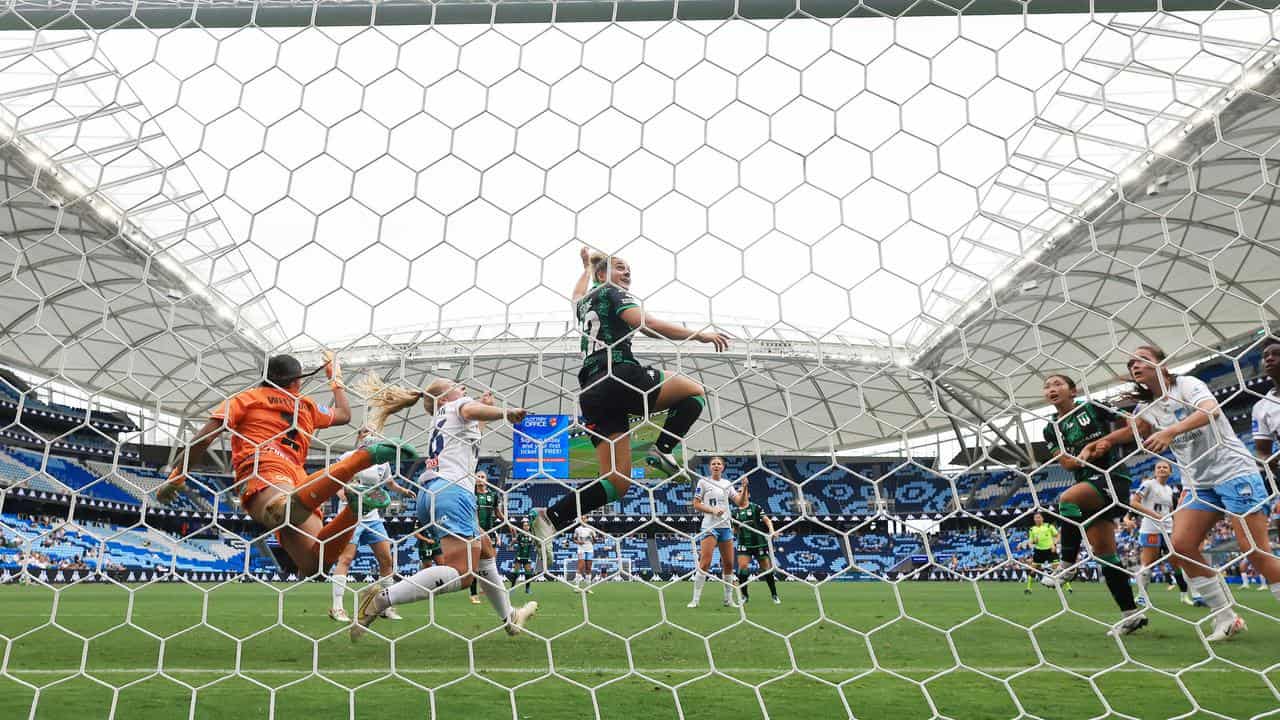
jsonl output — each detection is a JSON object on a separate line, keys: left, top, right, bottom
{"left": 470, "top": 471, "right": 504, "bottom": 604}
{"left": 413, "top": 529, "right": 442, "bottom": 568}
{"left": 732, "top": 483, "right": 779, "bottom": 604}
{"left": 532, "top": 248, "right": 731, "bottom": 558}
{"left": 1023, "top": 513, "right": 1063, "bottom": 594}
{"left": 511, "top": 518, "right": 537, "bottom": 594}
{"left": 1040, "top": 374, "right": 1145, "bottom": 636}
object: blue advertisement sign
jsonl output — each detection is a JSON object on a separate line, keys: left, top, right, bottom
{"left": 512, "top": 414, "right": 572, "bottom": 479}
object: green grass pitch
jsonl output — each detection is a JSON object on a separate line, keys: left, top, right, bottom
{"left": 0, "top": 580, "right": 1276, "bottom": 719}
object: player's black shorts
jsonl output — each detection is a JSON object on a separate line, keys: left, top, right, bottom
{"left": 737, "top": 545, "right": 768, "bottom": 559}
{"left": 578, "top": 364, "right": 664, "bottom": 442}
{"left": 1081, "top": 472, "right": 1132, "bottom": 522}
{"left": 1032, "top": 548, "right": 1058, "bottom": 564}
{"left": 513, "top": 554, "right": 534, "bottom": 565}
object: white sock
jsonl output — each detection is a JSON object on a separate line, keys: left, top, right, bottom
{"left": 1188, "top": 575, "right": 1231, "bottom": 622}
{"left": 1270, "top": 583, "right": 1280, "bottom": 602}
{"left": 477, "top": 558, "right": 513, "bottom": 622}
{"left": 331, "top": 574, "right": 348, "bottom": 611}
{"left": 516, "top": 573, "right": 526, "bottom": 587}
{"left": 722, "top": 573, "right": 735, "bottom": 603}
{"left": 1136, "top": 570, "right": 1150, "bottom": 598}
{"left": 387, "top": 565, "right": 462, "bottom": 606}
{"left": 692, "top": 571, "right": 706, "bottom": 603}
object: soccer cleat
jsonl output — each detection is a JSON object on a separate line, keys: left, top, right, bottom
{"left": 1206, "top": 615, "right": 1247, "bottom": 642}
{"left": 1023, "top": 588, "right": 1032, "bottom": 595}
{"left": 505, "top": 601, "right": 539, "bottom": 636}
{"left": 771, "top": 596, "right": 781, "bottom": 605}
{"left": 1108, "top": 611, "right": 1149, "bottom": 637}
{"left": 350, "top": 584, "right": 388, "bottom": 642}
{"left": 687, "top": 601, "right": 699, "bottom": 609}
{"left": 363, "top": 437, "right": 418, "bottom": 465}
{"left": 328, "top": 607, "right": 351, "bottom": 623}
{"left": 346, "top": 484, "right": 392, "bottom": 511}
{"left": 470, "top": 594, "right": 482, "bottom": 604}
{"left": 1041, "top": 568, "right": 1077, "bottom": 589}
{"left": 382, "top": 606, "right": 403, "bottom": 620}
{"left": 1135, "top": 595, "right": 1148, "bottom": 607}
{"left": 1180, "top": 593, "right": 1195, "bottom": 606}
{"left": 644, "top": 448, "right": 685, "bottom": 480}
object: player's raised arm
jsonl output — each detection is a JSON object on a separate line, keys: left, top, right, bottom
{"left": 323, "top": 351, "right": 352, "bottom": 426}
{"left": 571, "top": 246, "right": 594, "bottom": 302}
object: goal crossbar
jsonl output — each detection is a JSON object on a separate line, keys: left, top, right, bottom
{"left": 0, "top": 0, "right": 1268, "bottom": 30}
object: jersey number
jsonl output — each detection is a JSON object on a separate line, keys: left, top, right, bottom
{"left": 428, "top": 416, "right": 446, "bottom": 460}
{"left": 582, "top": 309, "right": 605, "bottom": 354}
{"left": 278, "top": 412, "right": 301, "bottom": 451}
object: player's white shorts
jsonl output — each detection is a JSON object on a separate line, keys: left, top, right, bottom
{"left": 577, "top": 547, "right": 594, "bottom": 561}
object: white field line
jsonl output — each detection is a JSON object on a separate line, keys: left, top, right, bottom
{"left": 2, "top": 666, "right": 1250, "bottom": 675}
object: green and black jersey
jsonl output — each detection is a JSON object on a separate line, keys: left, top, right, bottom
{"left": 1043, "top": 400, "right": 1131, "bottom": 490}
{"left": 732, "top": 502, "right": 770, "bottom": 549}
{"left": 576, "top": 283, "right": 641, "bottom": 382}
{"left": 513, "top": 534, "right": 536, "bottom": 563}
{"left": 476, "top": 489, "right": 500, "bottom": 531}
{"left": 417, "top": 534, "right": 441, "bottom": 561}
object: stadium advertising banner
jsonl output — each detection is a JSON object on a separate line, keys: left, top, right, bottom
{"left": 513, "top": 414, "right": 572, "bottom": 479}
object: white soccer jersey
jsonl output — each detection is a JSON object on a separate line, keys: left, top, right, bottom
{"left": 1133, "top": 478, "right": 1174, "bottom": 534}
{"left": 341, "top": 448, "right": 390, "bottom": 522}
{"left": 694, "top": 477, "right": 736, "bottom": 531}
{"left": 422, "top": 396, "right": 482, "bottom": 492}
{"left": 1135, "top": 375, "right": 1256, "bottom": 490}
{"left": 574, "top": 525, "right": 595, "bottom": 555}
{"left": 1251, "top": 388, "right": 1280, "bottom": 455}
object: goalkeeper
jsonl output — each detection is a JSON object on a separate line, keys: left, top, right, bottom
{"left": 732, "top": 482, "right": 779, "bottom": 604}
{"left": 157, "top": 354, "right": 419, "bottom": 577}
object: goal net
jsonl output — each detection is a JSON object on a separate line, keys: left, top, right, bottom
{"left": 1, "top": 1, "right": 1279, "bottom": 717}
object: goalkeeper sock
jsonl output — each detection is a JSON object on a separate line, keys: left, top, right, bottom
{"left": 1025, "top": 573, "right": 1034, "bottom": 591}
{"left": 764, "top": 570, "right": 778, "bottom": 598}
{"left": 546, "top": 480, "right": 618, "bottom": 530}
{"left": 477, "top": 558, "right": 513, "bottom": 622}
{"left": 655, "top": 395, "right": 704, "bottom": 454}
{"left": 331, "top": 574, "right": 347, "bottom": 611}
{"left": 691, "top": 571, "right": 706, "bottom": 604}
{"left": 387, "top": 565, "right": 462, "bottom": 605}
{"left": 307, "top": 507, "right": 358, "bottom": 569}
{"left": 1098, "top": 554, "right": 1137, "bottom": 612}
{"left": 1058, "top": 502, "right": 1083, "bottom": 566}
{"left": 295, "top": 450, "right": 375, "bottom": 512}
{"left": 738, "top": 570, "right": 750, "bottom": 598}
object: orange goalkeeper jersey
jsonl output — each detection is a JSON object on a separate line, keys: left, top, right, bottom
{"left": 210, "top": 386, "right": 337, "bottom": 473}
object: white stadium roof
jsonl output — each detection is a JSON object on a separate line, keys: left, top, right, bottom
{"left": 1, "top": 8, "right": 1278, "bottom": 458}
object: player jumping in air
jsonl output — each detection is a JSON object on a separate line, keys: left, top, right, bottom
{"left": 328, "top": 427, "right": 415, "bottom": 622}
{"left": 731, "top": 480, "right": 779, "bottom": 604}
{"left": 1130, "top": 460, "right": 1193, "bottom": 606}
{"left": 511, "top": 518, "right": 537, "bottom": 594}
{"left": 1023, "top": 512, "right": 1063, "bottom": 595}
{"left": 572, "top": 521, "right": 596, "bottom": 593}
{"left": 530, "top": 248, "right": 730, "bottom": 558}
{"left": 471, "top": 471, "right": 503, "bottom": 604}
{"left": 158, "top": 354, "right": 417, "bottom": 577}
{"left": 1038, "top": 374, "right": 1146, "bottom": 636}
{"left": 352, "top": 380, "right": 537, "bottom": 640}
{"left": 1085, "top": 345, "right": 1280, "bottom": 642}
{"left": 689, "top": 456, "right": 742, "bottom": 608}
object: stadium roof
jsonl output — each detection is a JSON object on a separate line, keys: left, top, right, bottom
{"left": 1, "top": 10, "right": 1278, "bottom": 458}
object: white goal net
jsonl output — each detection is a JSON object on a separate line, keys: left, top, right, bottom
{"left": 1, "top": 1, "right": 1279, "bottom": 718}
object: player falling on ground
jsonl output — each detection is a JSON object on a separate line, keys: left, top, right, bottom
{"left": 1038, "top": 373, "right": 1146, "bottom": 636}
{"left": 731, "top": 480, "right": 779, "bottom": 604}
{"left": 689, "top": 456, "right": 742, "bottom": 608}
{"left": 572, "top": 520, "right": 596, "bottom": 593}
{"left": 353, "top": 379, "right": 537, "bottom": 640}
{"left": 1130, "top": 460, "right": 1193, "bottom": 606}
{"left": 531, "top": 248, "right": 730, "bottom": 557}
{"left": 158, "top": 354, "right": 417, "bottom": 577}
{"left": 329, "top": 427, "right": 416, "bottom": 622}
{"left": 1023, "top": 512, "right": 1064, "bottom": 595}
{"left": 1084, "top": 345, "right": 1280, "bottom": 642}
{"left": 511, "top": 517, "right": 537, "bottom": 594}
{"left": 470, "top": 471, "right": 504, "bottom": 604}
